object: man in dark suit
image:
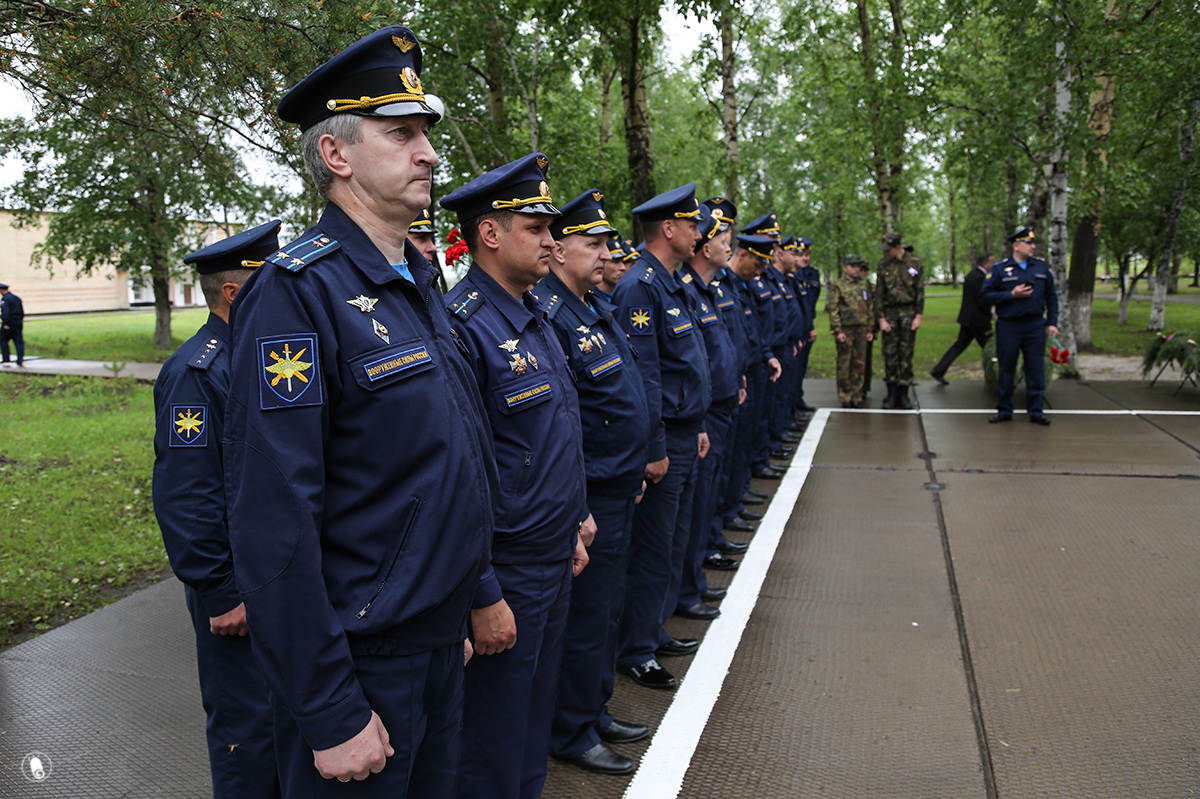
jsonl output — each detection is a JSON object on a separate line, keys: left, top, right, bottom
{"left": 929, "top": 252, "right": 993, "bottom": 384}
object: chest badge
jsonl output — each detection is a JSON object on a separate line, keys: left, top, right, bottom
{"left": 527, "top": 352, "right": 540, "bottom": 370}
{"left": 509, "top": 352, "right": 529, "bottom": 375}
{"left": 576, "top": 325, "right": 591, "bottom": 335}
{"left": 346, "top": 295, "right": 379, "bottom": 313}
{"left": 499, "top": 339, "right": 520, "bottom": 353}
{"left": 667, "top": 307, "right": 682, "bottom": 317}
{"left": 578, "top": 337, "right": 594, "bottom": 354}
{"left": 372, "top": 318, "right": 390, "bottom": 345}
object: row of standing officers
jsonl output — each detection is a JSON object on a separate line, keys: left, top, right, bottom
{"left": 150, "top": 24, "right": 827, "bottom": 799}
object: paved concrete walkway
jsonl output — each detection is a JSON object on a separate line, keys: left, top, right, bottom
{"left": 0, "top": 357, "right": 162, "bottom": 381}
{"left": 2, "top": 378, "right": 1198, "bottom": 797}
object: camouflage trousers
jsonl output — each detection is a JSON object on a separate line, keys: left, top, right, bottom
{"left": 835, "top": 327, "right": 871, "bottom": 404}
{"left": 881, "top": 308, "right": 918, "bottom": 385}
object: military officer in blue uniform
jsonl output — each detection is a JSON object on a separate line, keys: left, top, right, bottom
{"left": 531, "top": 189, "right": 653, "bottom": 777}
{"left": 980, "top": 226, "right": 1059, "bottom": 425}
{"left": 153, "top": 221, "right": 282, "bottom": 799}
{"left": 407, "top": 207, "right": 440, "bottom": 268}
{"left": 740, "top": 214, "right": 789, "bottom": 478}
{"left": 676, "top": 205, "right": 743, "bottom": 619}
{"left": 612, "top": 182, "right": 711, "bottom": 691}
{"left": 780, "top": 235, "right": 815, "bottom": 428}
{"left": 595, "top": 232, "right": 636, "bottom": 301}
{"left": 441, "top": 154, "right": 590, "bottom": 799}
{"left": 224, "top": 27, "right": 498, "bottom": 797}
{"left": 792, "top": 236, "right": 821, "bottom": 411}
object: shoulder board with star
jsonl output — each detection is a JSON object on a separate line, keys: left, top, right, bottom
{"left": 992, "top": 257, "right": 1013, "bottom": 270}
{"left": 266, "top": 233, "right": 341, "bottom": 273}
{"left": 450, "top": 289, "right": 486, "bottom": 320}
{"left": 638, "top": 266, "right": 656, "bottom": 284}
{"left": 187, "top": 336, "right": 223, "bottom": 370}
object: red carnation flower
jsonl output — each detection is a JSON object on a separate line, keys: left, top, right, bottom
{"left": 445, "top": 240, "right": 470, "bottom": 266}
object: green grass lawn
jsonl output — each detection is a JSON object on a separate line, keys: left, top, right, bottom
{"left": 22, "top": 308, "right": 209, "bottom": 363}
{"left": 0, "top": 373, "right": 167, "bottom": 648}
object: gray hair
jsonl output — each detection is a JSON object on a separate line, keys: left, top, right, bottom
{"left": 301, "top": 114, "right": 364, "bottom": 198}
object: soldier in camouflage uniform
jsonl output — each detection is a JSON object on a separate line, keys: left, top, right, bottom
{"left": 828, "top": 254, "right": 876, "bottom": 408}
{"left": 875, "top": 232, "right": 924, "bottom": 409}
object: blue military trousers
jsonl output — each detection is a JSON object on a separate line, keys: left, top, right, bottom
{"left": 678, "top": 397, "right": 736, "bottom": 609}
{"left": 460, "top": 559, "right": 573, "bottom": 799}
{"left": 995, "top": 317, "right": 1048, "bottom": 415}
{"left": 273, "top": 641, "right": 464, "bottom": 798}
{"left": 617, "top": 423, "right": 700, "bottom": 669}
{"left": 185, "top": 586, "right": 280, "bottom": 799}
{"left": 550, "top": 492, "right": 637, "bottom": 758}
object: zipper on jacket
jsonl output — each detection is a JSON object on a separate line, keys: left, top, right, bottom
{"left": 356, "top": 497, "right": 423, "bottom": 619}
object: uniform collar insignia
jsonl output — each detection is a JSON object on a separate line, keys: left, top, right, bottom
{"left": 346, "top": 295, "right": 379, "bottom": 312}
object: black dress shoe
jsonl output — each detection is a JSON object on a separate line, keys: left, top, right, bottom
{"left": 930, "top": 370, "right": 949, "bottom": 386}
{"left": 702, "top": 587, "right": 727, "bottom": 602}
{"left": 988, "top": 413, "right": 1013, "bottom": 424}
{"left": 745, "top": 488, "right": 768, "bottom": 499}
{"left": 622, "top": 659, "right": 677, "bottom": 689}
{"left": 770, "top": 448, "right": 792, "bottom": 458}
{"left": 655, "top": 636, "right": 699, "bottom": 658}
{"left": 703, "top": 555, "right": 740, "bottom": 571}
{"left": 675, "top": 602, "right": 720, "bottom": 621}
{"left": 796, "top": 402, "right": 816, "bottom": 412}
{"left": 741, "top": 493, "right": 765, "bottom": 505}
{"left": 752, "top": 467, "right": 783, "bottom": 480}
{"left": 718, "top": 540, "right": 750, "bottom": 555}
{"left": 567, "top": 743, "right": 635, "bottom": 775}
{"left": 1029, "top": 414, "right": 1051, "bottom": 426}
{"left": 724, "top": 517, "right": 756, "bottom": 533}
{"left": 781, "top": 432, "right": 802, "bottom": 442}
{"left": 739, "top": 509, "right": 764, "bottom": 521}
{"left": 599, "top": 719, "right": 651, "bottom": 744}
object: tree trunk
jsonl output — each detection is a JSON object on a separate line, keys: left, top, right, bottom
{"left": 948, "top": 182, "right": 958, "bottom": 286}
{"left": 1148, "top": 93, "right": 1199, "bottom": 330}
{"left": 855, "top": 0, "right": 898, "bottom": 233}
{"left": 1048, "top": 34, "right": 1073, "bottom": 357}
{"left": 719, "top": 5, "right": 740, "bottom": 202}
{"left": 153, "top": 269, "right": 172, "bottom": 351}
{"left": 1068, "top": 216, "right": 1098, "bottom": 348}
{"left": 619, "top": 15, "right": 655, "bottom": 241}
{"left": 598, "top": 69, "right": 616, "bottom": 148}
{"left": 1117, "top": 252, "right": 1133, "bottom": 326}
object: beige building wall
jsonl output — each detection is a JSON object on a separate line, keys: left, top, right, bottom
{"left": 0, "top": 209, "right": 206, "bottom": 315}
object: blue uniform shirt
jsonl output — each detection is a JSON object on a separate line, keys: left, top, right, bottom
{"left": 744, "top": 274, "right": 776, "bottom": 363}
{"left": 713, "top": 269, "right": 753, "bottom": 377}
{"left": 680, "top": 265, "right": 740, "bottom": 403}
{"left": 532, "top": 270, "right": 650, "bottom": 497}
{"left": 787, "top": 273, "right": 814, "bottom": 337}
{"left": 152, "top": 314, "right": 240, "bottom": 618}
{"left": 223, "top": 203, "right": 498, "bottom": 751}
{"left": 611, "top": 250, "right": 712, "bottom": 461}
{"left": 0, "top": 291, "right": 22, "bottom": 325}
{"left": 980, "top": 256, "right": 1059, "bottom": 326}
{"left": 446, "top": 264, "right": 588, "bottom": 585}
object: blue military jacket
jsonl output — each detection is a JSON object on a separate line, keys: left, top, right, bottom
{"left": 532, "top": 270, "right": 649, "bottom": 498}
{"left": 739, "top": 274, "right": 776, "bottom": 365}
{"left": 796, "top": 265, "right": 822, "bottom": 319}
{"left": 612, "top": 250, "right": 712, "bottom": 461}
{"left": 786, "top": 273, "right": 814, "bottom": 338}
{"left": 712, "top": 269, "right": 753, "bottom": 377}
{"left": 1, "top": 291, "right": 22, "bottom": 324}
{"left": 446, "top": 264, "right": 587, "bottom": 591}
{"left": 152, "top": 314, "right": 239, "bottom": 618}
{"left": 760, "top": 266, "right": 791, "bottom": 353}
{"left": 980, "top": 257, "right": 1059, "bottom": 326}
{"left": 223, "top": 203, "right": 498, "bottom": 751}
{"left": 680, "top": 265, "right": 740, "bottom": 403}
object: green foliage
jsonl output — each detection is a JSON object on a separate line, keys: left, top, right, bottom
{"left": 1141, "top": 330, "right": 1199, "bottom": 379}
{"left": 0, "top": 374, "right": 165, "bottom": 648}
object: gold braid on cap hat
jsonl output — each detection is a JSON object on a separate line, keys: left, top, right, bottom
{"left": 673, "top": 208, "right": 701, "bottom": 219}
{"left": 325, "top": 67, "right": 426, "bottom": 113}
{"left": 240, "top": 259, "right": 265, "bottom": 269}
{"left": 561, "top": 219, "right": 613, "bottom": 235}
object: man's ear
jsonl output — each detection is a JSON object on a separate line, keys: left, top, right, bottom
{"left": 319, "top": 134, "right": 353, "bottom": 179}
{"left": 475, "top": 218, "right": 505, "bottom": 253}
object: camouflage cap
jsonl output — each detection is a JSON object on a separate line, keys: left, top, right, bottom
{"left": 877, "top": 232, "right": 902, "bottom": 251}
{"left": 842, "top": 254, "right": 867, "bottom": 267}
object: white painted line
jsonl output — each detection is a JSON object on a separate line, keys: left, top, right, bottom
{"left": 831, "top": 408, "right": 1200, "bottom": 416}
{"left": 622, "top": 409, "right": 831, "bottom": 799}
